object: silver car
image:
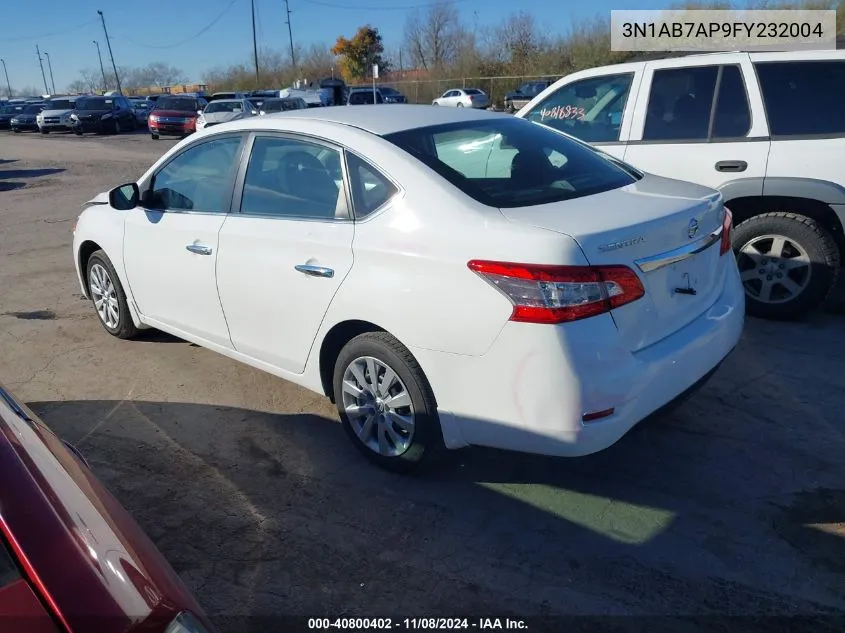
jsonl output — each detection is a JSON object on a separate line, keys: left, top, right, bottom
{"left": 196, "top": 98, "right": 259, "bottom": 130}
{"left": 432, "top": 88, "right": 490, "bottom": 109}
{"left": 36, "top": 97, "right": 77, "bottom": 133}
{"left": 128, "top": 99, "right": 151, "bottom": 125}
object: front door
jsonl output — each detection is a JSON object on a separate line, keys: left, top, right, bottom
{"left": 123, "top": 134, "right": 245, "bottom": 347}
{"left": 622, "top": 57, "right": 770, "bottom": 192}
{"left": 216, "top": 134, "right": 355, "bottom": 374}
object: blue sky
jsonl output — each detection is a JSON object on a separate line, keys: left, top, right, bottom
{"left": 2, "top": 0, "right": 676, "bottom": 92}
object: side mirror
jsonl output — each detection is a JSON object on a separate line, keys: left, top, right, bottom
{"left": 109, "top": 183, "right": 139, "bottom": 210}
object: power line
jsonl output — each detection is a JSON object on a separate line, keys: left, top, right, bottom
{"left": 118, "top": 0, "right": 239, "bottom": 50}
{"left": 300, "top": 0, "right": 467, "bottom": 9}
{"left": 4, "top": 19, "right": 98, "bottom": 43}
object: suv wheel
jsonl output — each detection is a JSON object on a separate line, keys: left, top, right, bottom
{"left": 732, "top": 212, "right": 841, "bottom": 320}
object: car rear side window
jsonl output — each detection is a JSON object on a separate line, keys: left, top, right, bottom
{"left": 346, "top": 153, "right": 398, "bottom": 218}
{"left": 384, "top": 118, "right": 636, "bottom": 208}
{"left": 755, "top": 60, "right": 845, "bottom": 136}
{"left": 0, "top": 541, "right": 20, "bottom": 589}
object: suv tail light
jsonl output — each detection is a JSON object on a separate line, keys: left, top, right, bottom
{"left": 720, "top": 207, "right": 733, "bottom": 256}
{"left": 468, "top": 260, "right": 645, "bottom": 324}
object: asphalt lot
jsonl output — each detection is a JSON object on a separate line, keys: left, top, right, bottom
{"left": 1, "top": 129, "right": 844, "bottom": 632}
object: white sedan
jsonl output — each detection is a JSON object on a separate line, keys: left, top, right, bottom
{"left": 72, "top": 106, "right": 744, "bottom": 472}
{"left": 197, "top": 98, "right": 258, "bottom": 130}
{"left": 432, "top": 88, "right": 490, "bottom": 108}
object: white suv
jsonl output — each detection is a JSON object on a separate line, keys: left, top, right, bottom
{"left": 516, "top": 50, "right": 845, "bottom": 320}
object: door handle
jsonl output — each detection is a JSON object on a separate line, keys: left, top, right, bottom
{"left": 715, "top": 160, "right": 748, "bottom": 173}
{"left": 185, "top": 244, "right": 213, "bottom": 255}
{"left": 295, "top": 264, "right": 334, "bottom": 278}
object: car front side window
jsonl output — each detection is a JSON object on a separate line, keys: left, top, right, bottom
{"left": 148, "top": 136, "right": 243, "bottom": 212}
{"left": 240, "top": 136, "right": 347, "bottom": 220}
{"left": 524, "top": 73, "right": 634, "bottom": 143}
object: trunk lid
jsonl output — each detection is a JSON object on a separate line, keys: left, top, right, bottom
{"left": 500, "top": 174, "right": 728, "bottom": 351}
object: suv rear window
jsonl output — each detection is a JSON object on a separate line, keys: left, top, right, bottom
{"left": 755, "top": 60, "right": 845, "bottom": 136}
{"left": 383, "top": 118, "right": 637, "bottom": 208}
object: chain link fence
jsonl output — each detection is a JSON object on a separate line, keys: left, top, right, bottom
{"left": 378, "top": 74, "right": 563, "bottom": 108}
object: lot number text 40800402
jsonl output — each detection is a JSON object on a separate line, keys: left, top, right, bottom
{"left": 307, "top": 617, "right": 528, "bottom": 630}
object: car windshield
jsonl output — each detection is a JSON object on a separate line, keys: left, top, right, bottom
{"left": 262, "top": 99, "right": 300, "bottom": 112}
{"left": 205, "top": 101, "right": 244, "bottom": 113}
{"left": 47, "top": 99, "right": 72, "bottom": 110}
{"left": 465, "top": 89, "right": 483, "bottom": 95}
{"left": 77, "top": 98, "right": 112, "bottom": 111}
{"left": 379, "top": 87, "right": 398, "bottom": 95}
{"left": 383, "top": 118, "right": 637, "bottom": 208}
{"left": 23, "top": 105, "right": 44, "bottom": 114}
{"left": 156, "top": 97, "right": 197, "bottom": 111}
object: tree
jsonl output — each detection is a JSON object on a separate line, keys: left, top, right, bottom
{"left": 404, "top": 1, "right": 463, "bottom": 71}
{"left": 331, "top": 25, "right": 388, "bottom": 82}
{"left": 66, "top": 79, "right": 88, "bottom": 94}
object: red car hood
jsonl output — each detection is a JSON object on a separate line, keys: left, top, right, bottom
{"left": 151, "top": 110, "right": 197, "bottom": 118}
{"left": 0, "top": 387, "right": 214, "bottom": 633}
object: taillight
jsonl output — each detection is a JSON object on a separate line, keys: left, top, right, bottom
{"left": 468, "top": 260, "right": 645, "bottom": 324}
{"left": 720, "top": 207, "right": 733, "bottom": 256}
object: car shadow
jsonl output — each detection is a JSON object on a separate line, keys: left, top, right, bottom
{"left": 0, "top": 181, "right": 26, "bottom": 191}
{"left": 28, "top": 367, "right": 844, "bottom": 630}
{"left": 0, "top": 168, "right": 65, "bottom": 180}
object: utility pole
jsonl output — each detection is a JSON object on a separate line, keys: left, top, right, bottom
{"left": 97, "top": 10, "right": 122, "bottom": 94}
{"left": 44, "top": 52, "right": 56, "bottom": 95}
{"left": 93, "top": 41, "right": 108, "bottom": 93}
{"left": 250, "top": 0, "right": 260, "bottom": 84}
{"left": 283, "top": 0, "right": 296, "bottom": 69}
{"left": 35, "top": 45, "right": 49, "bottom": 95}
{"left": 0, "top": 59, "right": 11, "bottom": 98}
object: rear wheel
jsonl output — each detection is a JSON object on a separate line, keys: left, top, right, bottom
{"left": 110, "top": 119, "right": 120, "bottom": 135}
{"left": 456, "top": 102, "right": 464, "bottom": 108}
{"left": 333, "top": 332, "right": 443, "bottom": 473}
{"left": 151, "top": 133, "right": 159, "bottom": 140}
{"left": 733, "top": 212, "right": 840, "bottom": 320}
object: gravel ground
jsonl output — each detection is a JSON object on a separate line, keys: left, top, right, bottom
{"left": 1, "top": 129, "right": 844, "bottom": 632}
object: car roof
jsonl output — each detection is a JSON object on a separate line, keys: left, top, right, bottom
{"left": 239, "top": 104, "right": 513, "bottom": 135}
{"left": 209, "top": 98, "right": 247, "bottom": 103}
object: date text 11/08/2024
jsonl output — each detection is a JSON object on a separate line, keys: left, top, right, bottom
{"left": 307, "top": 617, "right": 529, "bottom": 630}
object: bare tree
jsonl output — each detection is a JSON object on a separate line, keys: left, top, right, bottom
{"left": 404, "top": 1, "right": 464, "bottom": 71}
{"left": 66, "top": 79, "right": 88, "bottom": 94}
{"left": 496, "top": 11, "right": 547, "bottom": 74}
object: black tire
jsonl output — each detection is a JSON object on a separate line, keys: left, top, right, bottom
{"left": 456, "top": 102, "right": 464, "bottom": 108}
{"left": 333, "top": 332, "right": 444, "bottom": 473}
{"left": 151, "top": 133, "right": 159, "bottom": 140}
{"left": 732, "top": 212, "right": 840, "bottom": 320}
{"left": 85, "top": 250, "right": 139, "bottom": 339}
{"left": 12, "top": 129, "right": 20, "bottom": 133}
{"left": 74, "top": 129, "right": 83, "bottom": 136}
{"left": 111, "top": 119, "right": 120, "bottom": 135}
{"left": 40, "top": 128, "right": 49, "bottom": 135}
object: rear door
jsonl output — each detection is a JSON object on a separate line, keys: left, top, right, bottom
{"left": 520, "top": 67, "right": 642, "bottom": 160}
{"left": 216, "top": 133, "right": 355, "bottom": 373}
{"left": 622, "top": 55, "right": 770, "bottom": 192}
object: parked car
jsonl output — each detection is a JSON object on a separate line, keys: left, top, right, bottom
{"left": 36, "top": 97, "right": 77, "bottom": 133}
{"left": 0, "top": 103, "right": 27, "bottom": 129}
{"left": 129, "top": 98, "right": 151, "bottom": 125}
{"left": 516, "top": 50, "right": 845, "bottom": 320}
{"left": 432, "top": 88, "right": 489, "bottom": 108}
{"left": 0, "top": 384, "right": 216, "bottom": 633}
{"left": 259, "top": 97, "right": 308, "bottom": 114}
{"left": 347, "top": 88, "right": 384, "bottom": 105}
{"left": 148, "top": 95, "right": 208, "bottom": 140}
{"left": 197, "top": 98, "right": 258, "bottom": 130}
{"left": 377, "top": 86, "right": 407, "bottom": 104}
{"left": 503, "top": 80, "right": 552, "bottom": 112}
{"left": 70, "top": 96, "right": 136, "bottom": 135}
{"left": 207, "top": 91, "right": 246, "bottom": 103}
{"left": 10, "top": 103, "right": 46, "bottom": 132}
{"left": 72, "top": 106, "right": 743, "bottom": 472}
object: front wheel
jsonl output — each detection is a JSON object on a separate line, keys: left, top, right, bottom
{"left": 86, "top": 250, "right": 139, "bottom": 339}
{"left": 150, "top": 133, "right": 159, "bottom": 140}
{"left": 110, "top": 119, "right": 120, "bottom": 135}
{"left": 333, "top": 332, "right": 443, "bottom": 473}
{"left": 733, "top": 212, "right": 840, "bottom": 320}
{"left": 40, "top": 128, "right": 49, "bottom": 134}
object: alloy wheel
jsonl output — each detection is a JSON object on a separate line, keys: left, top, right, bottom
{"left": 737, "top": 234, "right": 812, "bottom": 304}
{"left": 89, "top": 263, "right": 120, "bottom": 329}
{"left": 341, "top": 356, "right": 415, "bottom": 457}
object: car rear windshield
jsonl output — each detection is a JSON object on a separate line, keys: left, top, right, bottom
{"left": 47, "top": 99, "right": 72, "bottom": 110}
{"left": 465, "top": 89, "right": 483, "bottom": 95}
{"left": 77, "top": 98, "right": 112, "bottom": 110}
{"left": 157, "top": 97, "right": 198, "bottom": 111}
{"left": 263, "top": 99, "right": 300, "bottom": 112}
{"left": 383, "top": 118, "right": 637, "bottom": 208}
{"left": 205, "top": 101, "right": 244, "bottom": 113}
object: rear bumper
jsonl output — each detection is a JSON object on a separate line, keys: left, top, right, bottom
{"left": 410, "top": 258, "right": 745, "bottom": 456}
